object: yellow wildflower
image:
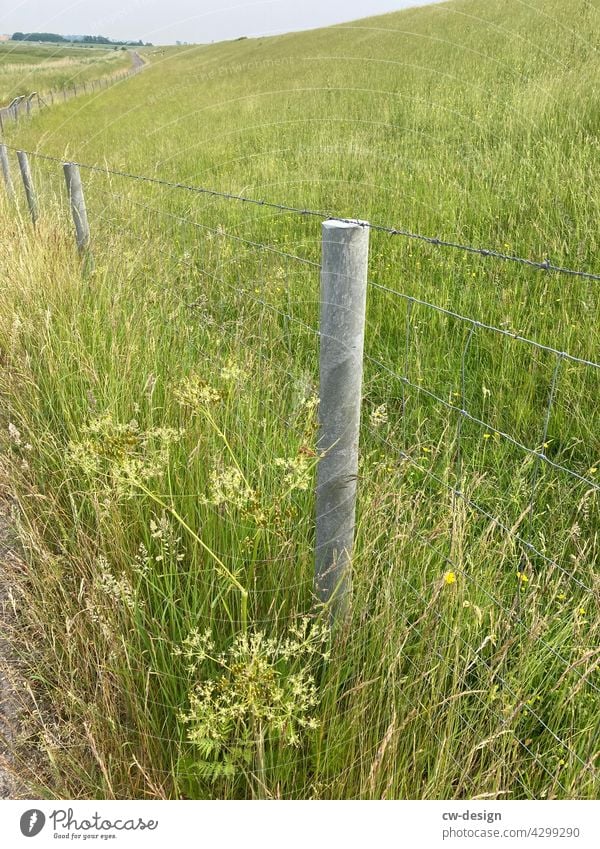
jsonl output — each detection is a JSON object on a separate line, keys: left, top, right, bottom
{"left": 444, "top": 571, "right": 457, "bottom": 586}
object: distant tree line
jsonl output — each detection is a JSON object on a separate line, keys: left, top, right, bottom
{"left": 12, "top": 32, "right": 65, "bottom": 43}
{"left": 11, "top": 32, "right": 151, "bottom": 46}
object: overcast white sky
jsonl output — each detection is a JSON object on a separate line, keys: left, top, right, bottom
{"left": 0, "top": 0, "right": 439, "bottom": 44}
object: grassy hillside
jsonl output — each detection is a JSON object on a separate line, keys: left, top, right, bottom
{"left": 0, "top": 0, "right": 598, "bottom": 800}
{"left": 0, "top": 42, "right": 131, "bottom": 102}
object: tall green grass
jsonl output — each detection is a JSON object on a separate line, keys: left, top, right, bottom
{"left": 0, "top": 42, "right": 132, "bottom": 102}
{"left": 0, "top": 0, "right": 598, "bottom": 799}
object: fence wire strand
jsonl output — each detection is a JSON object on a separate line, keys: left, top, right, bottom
{"left": 3, "top": 142, "right": 600, "bottom": 282}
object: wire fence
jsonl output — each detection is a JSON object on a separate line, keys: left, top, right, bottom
{"left": 0, "top": 50, "right": 145, "bottom": 131}
{"left": 2, "top": 144, "right": 600, "bottom": 281}
{"left": 0, "top": 143, "right": 598, "bottom": 796}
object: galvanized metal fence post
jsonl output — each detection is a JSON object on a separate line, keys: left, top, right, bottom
{"left": 0, "top": 143, "right": 14, "bottom": 199}
{"left": 315, "top": 219, "right": 369, "bottom": 625}
{"left": 63, "top": 162, "right": 91, "bottom": 257}
{"left": 17, "top": 150, "right": 38, "bottom": 224}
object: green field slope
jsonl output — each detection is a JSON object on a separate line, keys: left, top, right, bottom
{"left": 0, "top": 0, "right": 598, "bottom": 800}
{"left": 0, "top": 41, "right": 132, "bottom": 102}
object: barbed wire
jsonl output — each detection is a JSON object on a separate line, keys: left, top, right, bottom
{"left": 62, "top": 176, "right": 600, "bottom": 379}
{"left": 0, "top": 39, "right": 596, "bottom": 806}
{"left": 104, "top": 189, "right": 320, "bottom": 269}
{"left": 369, "top": 282, "right": 600, "bottom": 371}
{"left": 97, "top": 190, "right": 600, "bottom": 374}
{"left": 5, "top": 196, "right": 591, "bottom": 505}
{"left": 3, "top": 142, "right": 600, "bottom": 282}
{"left": 7, "top": 173, "right": 598, "bottom": 554}
{"left": 92, "top": 208, "right": 599, "bottom": 649}
{"left": 2, "top": 152, "right": 597, "bottom": 798}
{"left": 40, "top": 199, "right": 600, "bottom": 575}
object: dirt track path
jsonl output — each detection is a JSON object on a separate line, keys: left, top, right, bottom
{"left": 0, "top": 502, "right": 17, "bottom": 798}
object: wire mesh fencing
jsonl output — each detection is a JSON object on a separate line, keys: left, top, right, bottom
{"left": 0, "top": 145, "right": 598, "bottom": 798}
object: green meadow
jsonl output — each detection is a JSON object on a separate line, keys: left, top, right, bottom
{"left": 0, "top": 41, "right": 131, "bottom": 102}
{"left": 0, "top": 0, "right": 598, "bottom": 799}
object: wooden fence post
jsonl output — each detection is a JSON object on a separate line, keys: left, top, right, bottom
{"left": 315, "top": 219, "right": 369, "bottom": 625}
{"left": 0, "top": 143, "right": 14, "bottom": 199}
{"left": 17, "top": 150, "right": 38, "bottom": 224}
{"left": 63, "top": 162, "right": 91, "bottom": 257}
